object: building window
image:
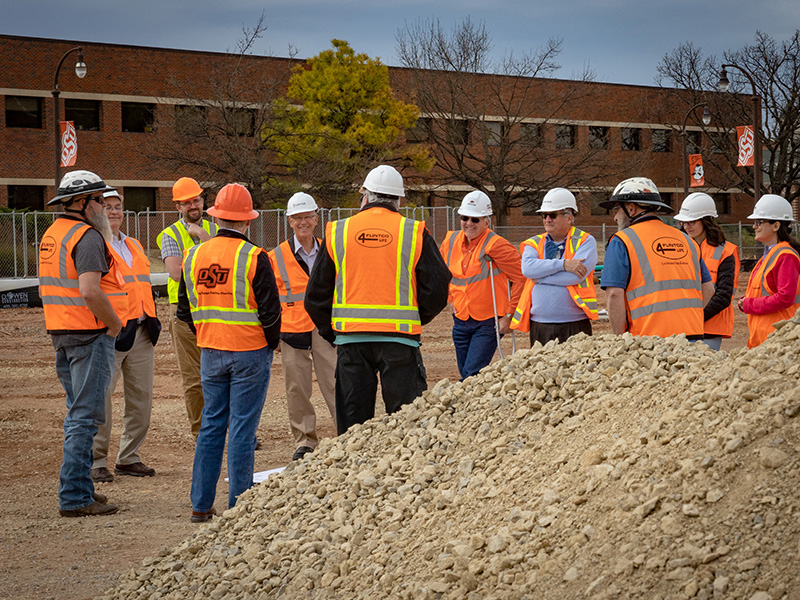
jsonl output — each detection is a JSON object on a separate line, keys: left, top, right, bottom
{"left": 65, "top": 99, "right": 100, "bottom": 131}
{"left": 660, "top": 192, "right": 673, "bottom": 210}
{"left": 555, "top": 124, "right": 575, "bottom": 149}
{"left": 520, "top": 123, "right": 541, "bottom": 147}
{"left": 715, "top": 195, "right": 731, "bottom": 215}
{"left": 121, "top": 102, "right": 155, "bottom": 133}
{"left": 175, "top": 105, "right": 207, "bottom": 136}
{"left": 5, "top": 96, "right": 43, "bottom": 128}
{"left": 406, "top": 117, "right": 430, "bottom": 143}
{"left": 481, "top": 121, "right": 504, "bottom": 146}
{"left": 226, "top": 107, "right": 256, "bottom": 137}
{"left": 589, "top": 126, "right": 609, "bottom": 150}
{"left": 122, "top": 187, "right": 156, "bottom": 212}
{"left": 686, "top": 131, "right": 701, "bottom": 154}
{"left": 652, "top": 129, "right": 671, "bottom": 152}
{"left": 8, "top": 185, "right": 45, "bottom": 210}
{"left": 445, "top": 119, "right": 469, "bottom": 146}
{"left": 621, "top": 128, "right": 640, "bottom": 151}
{"left": 590, "top": 191, "right": 611, "bottom": 215}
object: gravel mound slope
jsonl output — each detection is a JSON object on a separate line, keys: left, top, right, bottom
{"left": 99, "top": 313, "right": 800, "bottom": 600}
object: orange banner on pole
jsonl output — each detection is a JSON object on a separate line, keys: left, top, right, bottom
{"left": 737, "top": 125, "right": 754, "bottom": 167}
{"left": 60, "top": 121, "right": 77, "bottom": 167}
{"left": 688, "top": 154, "right": 704, "bottom": 187}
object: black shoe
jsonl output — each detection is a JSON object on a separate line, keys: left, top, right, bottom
{"left": 292, "top": 446, "right": 314, "bottom": 461}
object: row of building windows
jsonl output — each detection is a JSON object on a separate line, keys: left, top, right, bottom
{"left": 6, "top": 185, "right": 156, "bottom": 212}
{"left": 3, "top": 96, "right": 257, "bottom": 136}
{"left": 407, "top": 118, "right": 711, "bottom": 154}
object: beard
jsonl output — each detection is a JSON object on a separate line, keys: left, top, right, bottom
{"left": 87, "top": 208, "right": 113, "bottom": 243}
{"left": 616, "top": 214, "right": 630, "bottom": 232}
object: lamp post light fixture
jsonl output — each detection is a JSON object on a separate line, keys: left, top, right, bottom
{"left": 52, "top": 46, "right": 87, "bottom": 189}
{"left": 681, "top": 103, "right": 712, "bottom": 199}
{"left": 718, "top": 63, "right": 762, "bottom": 202}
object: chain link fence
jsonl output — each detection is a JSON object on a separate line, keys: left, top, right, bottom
{"left": 0, "top": 208, "right": 793, "bottom": 279}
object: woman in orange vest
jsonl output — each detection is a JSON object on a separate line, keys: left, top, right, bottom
{"left": 737, "top": 194, "right": 800, "bottom": 348}
{"left": 674, "top": 192, "right": 740, "bottom": 351}
{"left": 440, "top": 191, "right": 525, "bottom": 380}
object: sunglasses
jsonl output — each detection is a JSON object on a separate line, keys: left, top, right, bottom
{"left": 540, "top": 211, "right": 566, "bottom": 220}
{"left": 460, "top": 215, "right": 482, "bottom": 223}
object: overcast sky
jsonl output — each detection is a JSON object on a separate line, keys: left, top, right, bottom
{"left": 3, "top": 0, "right": 799, "bottom": 87}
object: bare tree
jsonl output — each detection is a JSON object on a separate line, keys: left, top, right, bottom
{"left": 657, "top": 31, "right": 800, "bottom": 203}
{"left": 149, "top": 14, "right": 296, "bottom": 207}
{"left": 395, "top": 18, "right": 616, "bottom": 225}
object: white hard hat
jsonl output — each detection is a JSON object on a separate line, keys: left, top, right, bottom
{"left": 674, "top": 192, "right": 718, "bottom": 222}
{"left": 48, "top": 170, "right": 116, "bottom": 206}
{"left": 599, "top": 176, "right": 672, "bottom": 214}
{"left": 748, "top": 194, "right": 795, "bottom": 222}
{"left": 361, "top": 165, "right": 404, "bottom": 197}
{"left": 458, "top": 190, "right": 493, "bottom": 217}
{"left": 286, "top": 192, "right": 318, "bottom": 217}
{"left": 538, "top": 188, "right": 578, "bottom": 213}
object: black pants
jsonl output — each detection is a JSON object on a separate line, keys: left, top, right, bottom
{"left": 529, "top": 319, "right": 592, "bottom": 347}
{"left": 334, "top": 342, "right": 427, "bottom": 435}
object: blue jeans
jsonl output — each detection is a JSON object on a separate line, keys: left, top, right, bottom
{"left": 191, "top": 346, "right": 272, "bottom": 512}
{"left": 452, "top": 316, "right": 498, "bottom": 380}
{"left": 55, "top": 334, "right": 115, "bottom": 511}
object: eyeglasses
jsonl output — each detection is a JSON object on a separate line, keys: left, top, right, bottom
{"left": 178, "top": 197, "right": 204, "bottom": 208}
{"left": 103, "top": 204, "right": 123, "bottom": 212}
{"left": 752, "top": 220, "right": 774, "bottom": 227}
{"left": 460, "top": 216, "right": 482, "bottom": 223}
{"left": 540, "top": 211, "right": 567, "bottom": 220}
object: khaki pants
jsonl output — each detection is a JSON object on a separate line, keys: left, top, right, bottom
{"left": 93, "top": 324, "right": 155, "bottom": 467}
{"left": 169, "top": 304, "right": 204, "bottom": 438}
{"left": 280, "top": 328, "right": 336, "bottom": 449}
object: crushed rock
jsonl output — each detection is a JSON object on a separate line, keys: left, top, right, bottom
{"left": 98, "top": 313, "right": 800, "bottom": 600}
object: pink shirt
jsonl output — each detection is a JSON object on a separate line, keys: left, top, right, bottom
{"left": 743, "top": 249, "right": 800, "bottom": 315}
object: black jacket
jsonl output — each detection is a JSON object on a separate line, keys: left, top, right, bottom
{"left": 176, "top": 228, "right": 282, "bottom": 349}
{"left": 305, "top": 202, "right": 451, "bottom": 344}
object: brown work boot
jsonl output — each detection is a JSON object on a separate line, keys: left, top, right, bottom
{"left": 190, "top": 507, "right": 216, "bottom": 523}
{"left": 60, "top": 501, "right": 118, "bottom": 517}
{"left": 91, "top": 467, "right": 114, "bottom": 482}
{"left": 114, "top": 462, "right": 155, "bottom": 477}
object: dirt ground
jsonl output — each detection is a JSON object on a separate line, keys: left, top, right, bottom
{"left": 0, "top": 286, "right": 751, "bottom": 600}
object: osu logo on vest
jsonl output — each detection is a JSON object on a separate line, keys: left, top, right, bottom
{"left": 355, "top": 229, "right": 393, "bottom": 248}
{"left": 40, "top": 236, "right": 57, "bottom": 260}
{"left": 197, "top": 264, "right": 230, "bottom": 287}
{"left": 652, "top": 237, "right": 688, "bottom": 260}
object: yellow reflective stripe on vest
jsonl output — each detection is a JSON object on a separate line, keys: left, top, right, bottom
{"left": 447, "top": 230, "right": 504, "bottom": 286}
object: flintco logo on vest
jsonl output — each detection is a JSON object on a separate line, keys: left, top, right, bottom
{"left": 355, "top": 228, "right": 393, "bottom": 248}
{"left": 197, "top": 264, "right": 230, "bottom": 287}
{"left": 651, "top": 237, "right": 688, "bottom": 260}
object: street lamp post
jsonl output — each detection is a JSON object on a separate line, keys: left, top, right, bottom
{"left": 52, "top": 47, "right": 87, "bottom": 188}
{"left": 718, "top": 63, "right": 762, "bottom": 202}
{"left": 681, "top": 102, "right": 711, "bottom": 199}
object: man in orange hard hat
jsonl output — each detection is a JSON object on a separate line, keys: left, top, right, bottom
{"left": 156, "top": 178, "right": 218, "bottom": 439}
{"left": 176, "top": 184, "right": 281, "bottom": 522}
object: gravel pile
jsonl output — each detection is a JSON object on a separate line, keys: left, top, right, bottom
{"left": 99, "top": 313, "right": 800, "bottom": 600}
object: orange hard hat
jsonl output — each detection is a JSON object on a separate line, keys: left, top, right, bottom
{"left": 172, "top": 177, "right": 204, "bottom": 203}
{"left": 207, "top": 183, "right": 259, "bottom": 221}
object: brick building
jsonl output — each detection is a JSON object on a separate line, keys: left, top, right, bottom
{"left": 0, "top": 34, "right": 752, "bottom": 227}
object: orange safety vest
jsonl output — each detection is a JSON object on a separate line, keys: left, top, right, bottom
{"left": 267, "top": 238, "right": 318, "bottom": 333}
{"left": 613, "top": 219, "right": 704, "bottom": 337}
{"left": 183, "top": 236, "right": 267, "bottom": 351}
{"left": 744, "top": 241, "right": 800, "bottom": 348}
{"left": 326, "top": 207, "right": 424, "bottom": 335}
{"left": 510, "top": 227, "right": 598, "bottom": 332}
{"left": 441, "top": 229, "right": 512, "bottom": 321}
{"left": 110, "top": 236, "right": 157, "bottom": 323}
{"left": 38, "top": 218, "right": 128, "bottom": 333}
{"left": 700, "top": 239, "right": 740, "bottom": 338}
